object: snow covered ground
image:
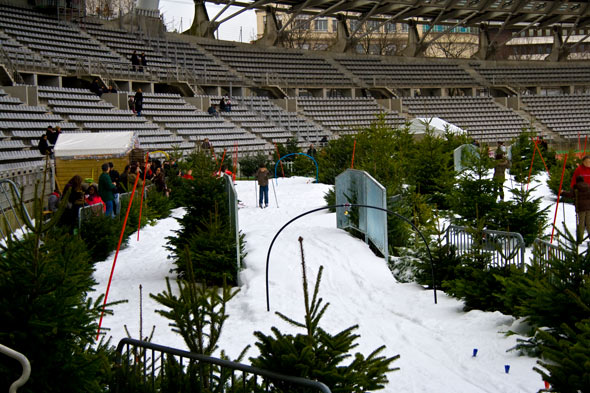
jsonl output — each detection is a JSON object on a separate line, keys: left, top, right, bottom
{"left": 93, "top": 173, "right": 572, "bottom": 393}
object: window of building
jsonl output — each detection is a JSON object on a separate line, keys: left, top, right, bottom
{"left": 401, "top": 23, "right": 409, "bottom": 32}
{"left": 315, "top": 18, "right": 328, "bottom": 31}
{"left": 385, "top": 22, "right": 396, "bottom": 32}
{"left": 332, "top": 19, "right": 338, "bottom": 32}
{"left": 367, "top": 20, "right": 380, "bottom": 31}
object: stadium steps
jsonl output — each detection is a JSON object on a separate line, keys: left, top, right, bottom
{"left": 322, "top": 56, "right": 368, "bottom": 90}
{"left": 458, "top": 63, "right": 488, "bottom": 88}
{"left": 516, "top": 105, "right": 566, "bottom": 144}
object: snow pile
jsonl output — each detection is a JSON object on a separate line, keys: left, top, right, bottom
{"left": 94, "top": 176, "right": 564, "bottom": 392}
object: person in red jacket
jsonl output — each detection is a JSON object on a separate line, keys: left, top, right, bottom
{"left": 570, "top": 155, "right": 590, "bottom": 188}
{"left": 563, "top": 175, "right": 590, "bottom": 241}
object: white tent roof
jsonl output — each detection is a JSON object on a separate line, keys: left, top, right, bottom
{"left": 409, "top": 117, "right": 465, "bottom": 136}
{"left": 54, "top": 132, "right": 137, "bottom": 158}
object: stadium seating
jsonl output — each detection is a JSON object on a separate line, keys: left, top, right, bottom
{"left": 231, "top": 96, "right": 330, "bottom": 147}
{"left": 146, "top": 37, "right": 243, "bottom": 85}
{"left": 521, "top": 94, "right": 590, "bottom": 140}
{"left": 471, "top": 62, "right": 590, "bottom": 86}
{"left": 0, "top": 88, "right": 76, "bottom": 168}
{"left": 197, "top": 39, "right": 354, "bottom": 87}
{"left": 141, "top": 93, "right": 272, "bottom": 155}
{"left": 0, "top": 5, "right": 134, "bottom": 77}
{"left": 295, "top": 96, "right": 406, "bottom": 135}
{"left": 336, "top": 57, "right": 477, "bottom": 87}
{"left": 401, "top": 96, "right": 536, "bottom": 143}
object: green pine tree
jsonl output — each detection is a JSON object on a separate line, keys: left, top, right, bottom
{"left": 250, "top": 237, "right": 399, "bottom": 392}
{"left": 0, "top": 166, "right": 114, "bottom": 392}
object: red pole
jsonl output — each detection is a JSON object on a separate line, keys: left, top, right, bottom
{"left": 96, "top": 170, "right": 141, "bottom": 340}
{"left": 531, "top": 137, "right": 549, "bottom": 174}
{"left": 351, "top": 139, "right": 357, "bottom": 169}
{"left": 217, "top": 148, "right": 227, "bottom": 175}
{"left": 578, "top": 131, "right": 581, "bottom": 151}
{"left": 526, "top": 140, "right": 537, "bottom": 191}
{"left": 551, "top": 154, "right": 568, "bottom": 243}
{"left": 136, "top": 152, "right": 149, "bottom": 241}
{"left": 584, "top": 136, "right": 588, "bottom": 156}
{"left": 274, "top": 143, "right": 285, "bottom": 178}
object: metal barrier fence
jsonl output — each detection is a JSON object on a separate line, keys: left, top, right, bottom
{"left": 0, "top": 164, "right": 52, "bottom": 237}
{"left": 335, "top": 169, "right": 388, "bottom": 260}
{"left": 114, "top": 338, "right": 331, "bottom": 393}
{"left": 532, "top": 238, "right": 566, "bottom": 274}
{"left": 224, "top": 174, "right": 241, "bottom": 272}
{"left": 446, "top": 225, "right": 526, "bottom": 268}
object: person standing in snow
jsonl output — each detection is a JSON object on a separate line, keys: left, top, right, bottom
{"left": 570, "top": 155, "right": 590, "bottom": 188}
{"left": 563, "top": 175, "right": 590, "bottom": 241}
{"left": 255, "top": 163, "right": 270, "bottom": 208}
{"left": 493, "top": 151, "right": 511, "bottom": 200}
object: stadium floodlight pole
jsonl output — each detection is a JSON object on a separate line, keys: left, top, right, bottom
{"left": 265, "top": 203, "right": 437, "bottom": 312}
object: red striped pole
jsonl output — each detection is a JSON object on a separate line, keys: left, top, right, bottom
{"left": 217, "top": 148, "right": 227, "bottom": 175}
{"left": 531, "top": 137, "right": 549, "bottom": 174}
{"left": 136, "top": 152, "right": 149, "bottom": 241}
{"left": 584, "top": 136, "right": 588, "bottom": 156}
{"left": 551, "top": 154, "right": 568, "bottom": 244}
{"left": 96, "top": 169, "right": 141, "bottom": 340}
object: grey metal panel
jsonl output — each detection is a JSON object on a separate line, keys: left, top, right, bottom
{"left": 335, "top": 168, "right": 388, "bottom": 260}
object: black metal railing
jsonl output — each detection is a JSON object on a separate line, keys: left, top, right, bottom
{"left": 446, "top": 224, "right": 526, "bottom": 268}
{"left": 113, "top": 338, "right": 331, "bottom": 393}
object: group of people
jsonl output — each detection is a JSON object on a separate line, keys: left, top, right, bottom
{"left": 131, "top": 51, "right": 147, "bottom": 73}
{"left": 55, "top": 159, "right": 174, "bottom": 228}
{"left": 38, "top": 125, "right": 62, "bottom": 156}
{"left": 90, "top": 78, "right": 117, "bottom": 97}
{"left": 207, "top": 97, "right": 232, "bottom": 117}
{"left": 58, "top": 162, "right": 120, "bottom": 228}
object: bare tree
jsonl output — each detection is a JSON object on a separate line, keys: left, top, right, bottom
{"left": 353, "top": 22, "right": 405, "bottom": 55}
{"left": 425, "top": 31, "right": 478, "bottom": 58}
{"left": 86, "top": 0, "right": 135, "bottom": 18}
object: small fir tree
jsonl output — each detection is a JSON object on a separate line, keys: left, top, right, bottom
{"left": 250, "top": 237, "right": 399, "bottom": 392}
{"left": 408, "top": 127, "right": 456, "bottom": 209}
{"left": 0, "top": 166, "right": 114, "bottom": 392}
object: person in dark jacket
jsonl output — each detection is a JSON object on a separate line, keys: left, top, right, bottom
{"left": 90, "top": 78, "right": 103, "bottom": 96}
{"left": 153, "top": 167, "right": 169, "bottom": 197}
{"left": 134, "top": 88, "right": 143, "bottom": 116}
{"left": 98, "top": 163, "right": 116, "bottom": 218}
{"left": 255, "top": 163, "right": 270, "bottom": 208}
{"left": 564, "top": 175, "right": 590, "bottom": 241}
{"left": 131, "top": 50, "right": 139, "bottom": 71}
{"left": 38, "top": 134, "right": 53, "bottom": 155}
{"left": 62, "top": 175, "right": 84, "bottom": 229}
{"left": 108, "top": 162, "right": 120, "bottom": 215}
{"left": 140, "top": 52, "right": 147, "bottom": 72}
{"left": 46, "top": 125, "right": 60, "bottom": 145}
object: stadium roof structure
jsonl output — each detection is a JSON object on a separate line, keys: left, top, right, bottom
{"left": 209, "top": 0, "right": 590, "bottom": 29}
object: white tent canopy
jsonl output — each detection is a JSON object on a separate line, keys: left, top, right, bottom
{"left": 54, "top": 132, "right": 137, "bottom": 158}
{"left": 409, "top": 117, "right": 465, "bottom": 137}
